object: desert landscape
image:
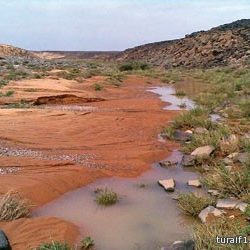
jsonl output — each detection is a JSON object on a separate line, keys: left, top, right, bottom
{"left": 0, "top": 5, "right": 249, "bottom": 249}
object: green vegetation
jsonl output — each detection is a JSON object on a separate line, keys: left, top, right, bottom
{"left": 175, "top": 90, "right": 186, "bottom": 97}
{"left": 36, "top": 241, "right": 71, "bottom": 250}
{"left": 193, "top": 218, "right": 249, "bottom": 250}
{"left": 80, "top": 236, "right": 95, "bottom": 249}
{"left": 95, "top": 188, "right": 119, "bottom": 206}
{"left": 5, "top": 100, "right": 31, "bottom": 109}
{"left": 93, "top": 83, "right": 103, "bottom": 91}
{"left": 0, "top": 90, "right": 15, "bottom": 97}
{"left": 119, "top": 61, "right": 149, "bottom": 71}
{"left": 177, "top": 192, "right": 214, "bottom": 217}
{"left": 203, "top": 165, "right": 250, "bottom": 199}
{"left": 0, "top": 190, "right": 30, "bottom": 221}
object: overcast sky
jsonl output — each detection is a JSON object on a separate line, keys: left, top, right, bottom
{"left": 0, "top": 0, "right": 249, "bottom": 51}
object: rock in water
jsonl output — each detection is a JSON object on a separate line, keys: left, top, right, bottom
{"left": 0, "top": 230, "right": 11, "bottom": 250}
{"left": 158, "top": 179, "right": 175, "bottom": 192}
{"left": 187, "top": 179, "right": 202, "bottom": 187}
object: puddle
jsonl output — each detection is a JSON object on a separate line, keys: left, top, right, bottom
{"left": 148, "top": 86, "right": 195, "bottom": 110}
{"left": 34, "top": 151, "right": 199, "bottom": 250}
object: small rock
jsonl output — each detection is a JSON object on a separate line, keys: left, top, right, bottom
{"left": 0, "top": 230, "right": 11, "bottom": 250}
{"left": 227, "top": 152, "right": 239, "bottom": 159}
{"left": 216, "top": 199, "right": 248, "bottom": 212}
{"left": 229, "top": 215, "right": 235, "bottom": 219}
{"left": 236, "top": 153, "right": 249, "bottom": 164}
{"left": 198, "top": 206, "right": 224, "bottom": 223}
{"left": 158, "top": 179, "right": 175, "bottom": 192}
{"left": 159, "top": 160, "right": 177, "bottom": 168}
{"left": 223, "top": 157, "right": 233, "bottom": 165}
{"left": 185, "top": 130, "right": 193, "bottom": 134}
{"left": 225, "top": 165, "right": 233, "bottom": 171}
{"left": 194, "top": 127, "right": 208, "bottom": 134}
{"left": 181, "top": 155, "right": 196, "bottom": 167}
{"left": 191, "top": 145, "right": 215, "bottom": 158}
{"left": 187, "top": 179, "right": 202, "bottom": 187}
{"left": 171, "top": 240, "right": 195, "bottom": 250}
{"left": 173, "top": 130, "right": 192, "bottom": 142}
{"left": 208, "top": 189, "right": 220, "bottom": 196}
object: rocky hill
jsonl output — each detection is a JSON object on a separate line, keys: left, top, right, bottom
{"left": 117, "top": 19, "right": 250, "bottom": 68}
{"left": 0, "top": 44, "right": 35, "bottom": 58}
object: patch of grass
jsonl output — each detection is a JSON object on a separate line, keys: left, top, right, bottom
{"left": 161, "top": 126, "right": 176, "bottom": 139}
{"left": 0, "top": 80, "right": 8, "bottom": 88}
{"left": 35, "top": 241, "right": 71, "bottom": 250}
{"left": 0, "top": 190, "right": 31, "bottom": 221}
{"left": 183, "top": 125, "right": 230, "bottom": 153}
{"left": 93, "top": 83, "right": 103, "bottom": 91}
{"left": 175, "top": 90, "right": 186, "bottom": 97}
{"left": 5, "top": 101, "right": 31, "bottom": 109}
{"left": 203, "top": 165, "right": 250, "bottom": 199}
{"left": 95, "top": 188, "right": 119, "bottom": 206}
{"left": 173, "top": 107, "right": 214, "bottom": 130}
{"left": 33, "top": 73, "right": 42, "bottom": 79}
{"left": 177, "top": 192, "right": 214, "bottom": 217}
{"left": 244, "top": 205, "right": 250, "bottom": 217}
{"left": 193, "top": 218, "right": 249, "bottom": 250}
{"left": 80, "top": 236, "right": 94, "bottom": 249}
{"left": 5, "top": 90, "right": 15, "bottom": 97}
{"left": 119, "top": 62, "right": 149, "bottom": 71}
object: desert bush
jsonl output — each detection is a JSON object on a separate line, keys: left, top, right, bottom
{"left": 80, "top": 236, "right": 94, "bottom": 249}
{"left": 203, "top": 165, "right": 250, "bottom": 199}
{"left": 175, "top": 90, "right": 186, "bottom": 97}
{"left": 93, "top": 83, "right": 103, "bottom": 91}
{"left": 119, "top": 62, "right": 149, "bottom": 71}
{"left": 177, "top": 192, "right": 214, "bottom": 217}
{"left": 36, "top": 241, "right": 71, "bottom": 250}
{"left": 95, "top": 188, "right": 119, "bottom": 206}
{"left": 193, "top": 218, "right": 249, "bottom": 250}
{"left": 0, "top": 190, "right": 31, "bottom": 221}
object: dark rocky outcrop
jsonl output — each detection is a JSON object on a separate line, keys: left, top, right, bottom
{"left": 117, "top": 19, "right": 250, "bottom": 68}
{"left": 0, "top": 230, "right": 11, "bottom": 250}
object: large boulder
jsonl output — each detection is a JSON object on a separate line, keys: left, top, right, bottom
{"left": 198, "top": 206, "right": 224, "bottom": 223}
{"left": 158, "top": 179, "right": 175, "bottom": 192}
{"left": 191, "top": 145, "right": 215, "bottom": 158}
{"left": 0, "top": 230, "right": 11, "bottom": 250}
{"left": 216, "top": 199, "right": 248, "bottom": 212}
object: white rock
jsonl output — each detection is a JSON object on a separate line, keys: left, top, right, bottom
{"left": 208, "top": 189, "right": 220, "bottom": 196}
{"left": 216, "top": 199, "right": 248, "bottom": 212}
{"left": 198, "top": 206, "right": 224, "bottom": 223}
{"left": 185, "top": 130, "right": 193, "bottom": 134}
{"left": 158, "top": 179, "right": 175, "bottom": 192}
{"left": 194, "top": 127, "right": 208, "bottom": 134}
{"left": 191, "top": 145, "right": 215, "bottom": 158}
{"left": 187, "top": 179, "right": 202, "bottom": 187}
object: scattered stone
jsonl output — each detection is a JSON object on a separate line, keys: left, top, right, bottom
{"left": 223, "top": 157, "right": 233, "bottom": 165}
{"left": 191, "top": 145, "right": 215, "bottom": 158}
{"left": 208, "top": 189, "right": 220, "bottom": 196}
{"left": 194, "top": 127, "right": 208, "bottom": 134}
{"left": 170, "top": 240, "right": 195, "bottom": 250}
{"left": 236, "top": 152, "right": 249, "bottom": 164}
{"left": 185, "top": 130, "right": 193, "bottom": 134}
{"left": 173, "top": 130, "right": 192, "bottom": 142}
{"left": 181, "top": 155, "right": 196, "bottom": 167}
{"left": 159, "top": 160, "right": 178, "bottom": 168}
{"left": 216, "top": 199, "right": 248, "bottom": 212}
{"left": 198, "top": 206, "right": 224, "bottom": 223}
{"left": 229, "top": 215, "right": 235, "bottom": 219}
{"left": 227, "top": 152, "right": 239, "bottom": 159}
{"left": 219, "top": 135, "right": 239, "bottom": 153}
{"left": 187, "top": 179, "right": 202, "bottom": 187}
{"left": 158, "top": 179, "right": 175, "bottom": 192}
{"left": 0, "top": 230, "right": 11, "bottom": 250}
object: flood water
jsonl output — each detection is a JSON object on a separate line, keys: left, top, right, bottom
{"left": 34, "top": 151, "right": 198, "bottom": 250}
{"left": 34, "top": 85, "right": 199, "bottom": 250}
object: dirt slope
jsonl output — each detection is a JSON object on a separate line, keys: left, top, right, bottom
{"left": 0, "top": 44, "right": 35, "bottom": 58}
{"left": 117, "top": 19, "right": 250, "bottom": 68}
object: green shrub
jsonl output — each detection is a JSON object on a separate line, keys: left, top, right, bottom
{"left": 0, "top": 190, "right": 30, "bottom": 221}
{"left": 193, "top": 218, "right": 249, "bottom": 250}
{"left": 36, "top": 241, "right": 71, "bottom": 250}
{"left": 80, "top": 236, "right": 94, "bottom": 249}
{"left": 94, "top": 83, "right": 103, "bottom": 91}
{"left": 95, "top": 188, "right": 119, "bottom": 206}
{"left": 175, "top": 90, "right": 186, "bottom": 97}
{"left": 203, "top": 165, "right": 250, "bottom": 199}
{"left": 119, "top": 62, "right": 149, "bottom": 71}
{"left": 177, "top": 192, "right": 214, "bottom": 217}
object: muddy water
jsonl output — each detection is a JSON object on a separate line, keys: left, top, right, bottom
{"left": 148, "top": 86, "right": 195, "bottom": 110}
{"left": 35, "top": 85, "right": 198, "bottom": 250}
{"left": 35, "top": 151, "right": 198, "bottom": 250}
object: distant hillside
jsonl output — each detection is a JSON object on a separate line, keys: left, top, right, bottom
{"left": 117, "top": 19, "right": 250, "bottom": 68}
{"left": 0, "top": 44, "right": 35, "bottom": 58}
